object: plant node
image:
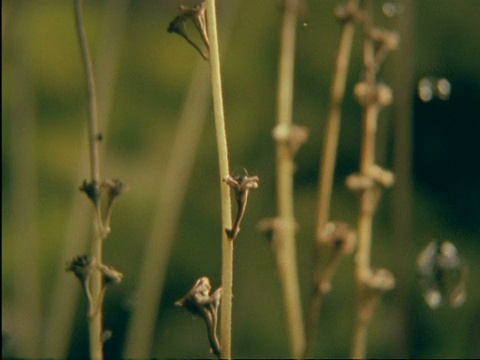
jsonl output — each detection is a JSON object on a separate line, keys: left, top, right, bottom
{"left": 79, "top": 179, "right": 100, "bottom": 206}
{"left": 272, "top": 123, "right": 309, "bottom": 159}
{"left": 334, "top": 2, "right": 363, "bottom": 23}
{"left": 66, "top": 255, "right": 96, "bottom": 283}
{"left": 318, "top": 221, "right": 357, "bottom": 255}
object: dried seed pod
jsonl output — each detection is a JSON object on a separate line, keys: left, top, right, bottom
{"left": 167, "top": 2, "right": 209, "bottom": 60}
{"left": 176, "top": 277, "right": 222, "bottom": 358}
{"left": 102, "top": 178, "right": 128, "bottom": 202}
{"left": 223, "top": 173, "right": 259, "bottom": 240}
{"left": 176, "top": 276, "right": 212, "bottom": 317}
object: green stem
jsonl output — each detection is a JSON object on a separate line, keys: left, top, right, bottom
{"left": 275, "top": 1, "right": 305, "bottom": 358}
{"left": 74, "top": 1, "right": 103, "bottom": 358}
{"left": 43, "top": 2, "right": 128, "bottom": 357}
{"left": 205, "top": 1, "right": 233, "bottom": 359}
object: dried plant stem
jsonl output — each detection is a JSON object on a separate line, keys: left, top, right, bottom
{"left": 205, "top": 1, "right": 233, "bottom": 358}
{"left": 274, "top": 0, "right": 305, "bottom": 358}
{"left": 43, "top": 2, "right": 128, "bottom": 357}
{"left": 305, "top": 1, "right": 358, "bottom": 356}
{"left": 74, "top": 1, "right": 104, "bottom": 358}
{"left": 124, "top": 3, "right": 239, "bottom": 357}
{"left": 315, "top": 0, "right": 358, "bottom": 238}
{"left": 351, "top": 1, "right": 395, "bottom": 357}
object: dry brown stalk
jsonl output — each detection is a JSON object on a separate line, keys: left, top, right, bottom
{"left": 350, "top": 1, "right": 398, "bottom": 358}
{"left": 305, "top": 1, "right": 360, "bottom": 357}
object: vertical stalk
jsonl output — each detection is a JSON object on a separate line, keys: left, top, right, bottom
{"left": 74, "top": 1, "right": 103, "bottom": 358}
{"left": 124, "top": 3, "right": 239, "bottom": 357}
{"left": 350, "top": 1, "right": 397, "bottom": 357}
{"left": 305, "top": 1, "right": 358, "bottom": 356}
{"left": 205, "top": 1, "right": 233, "bottom": 358}
{"left": 351, "top": 4, "right": 376, "bottom": 357}
{"left": 275, "top": 0, "right": 305, "bottom": 358}
{"left": 43, "top": 2, "right": 128, "bottom": 357}
{"left": 315, "top": 0, "right": 358, "bottom": 238}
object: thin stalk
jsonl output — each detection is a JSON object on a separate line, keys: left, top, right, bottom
{"left": 205, "top": 1, "right": 233, "bottom": 358}
{"left": 305, "top": 1, "right": 358, "bottom": 356}
{"left": 274, "top": 0, "right": 305, "bottom": 358}
{"left": 43, "top": 2, "right": 128, "bottom": 357}
{"left": 315, "top": 0, "right": 358, "bottom": 238}
{"left": 351, "top": 1, "right": 393, "bottom": 357}
{"left": 124, "top": 2, "right": 239, "bottom": 357}
{"left": 74, "top": 1, "right": 104, "bottom": 359}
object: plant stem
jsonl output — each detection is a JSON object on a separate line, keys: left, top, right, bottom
{"left": 205, "top": 1, "right": 233, "bottom": 358}
{"left": 74, "top": 1, "right": 104, "bottom": 358}
{"left": 43, "top": 3, "right": 128, "bottom": 357}
{"left": 274, "top": 0, "right": 305, "bottom": 358}
{"left": 315, "top": 0, "right": 358, "bottom": 238}
{"left": 351, "top": 1, "right": 391, "bottom": 357}
{"left": 305, "top": 1, "right": 358, "bottom": 356}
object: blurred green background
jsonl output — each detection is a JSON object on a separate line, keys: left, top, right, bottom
{"left": 2, "top": 0, "right": 480, "bottom": 358}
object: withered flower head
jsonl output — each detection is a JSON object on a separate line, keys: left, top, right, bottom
{"left": 66, "top": 255, "right": 95, "bottom": 282}
{"left": 176, "top": 276, "right": 222, "bottom": 357}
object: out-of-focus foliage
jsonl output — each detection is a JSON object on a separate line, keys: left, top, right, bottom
{"left": 2, "top": 0, "right": 480, "bottom": 358}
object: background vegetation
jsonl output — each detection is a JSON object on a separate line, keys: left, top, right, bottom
{"left": 2, "top": 0, "right": 480, "bottom": 358}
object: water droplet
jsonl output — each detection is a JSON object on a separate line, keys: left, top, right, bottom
{"left": 436, "top": 78, "right": 451, "bottom": 100}
{"left": 416, "top": 240, "right": 467, "bottom": 309}
{"left": 418, "top": 77, "right": 452, "bottom": 102}
{"left": 418, "top": 77, "right": 434, "bottom": 102}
